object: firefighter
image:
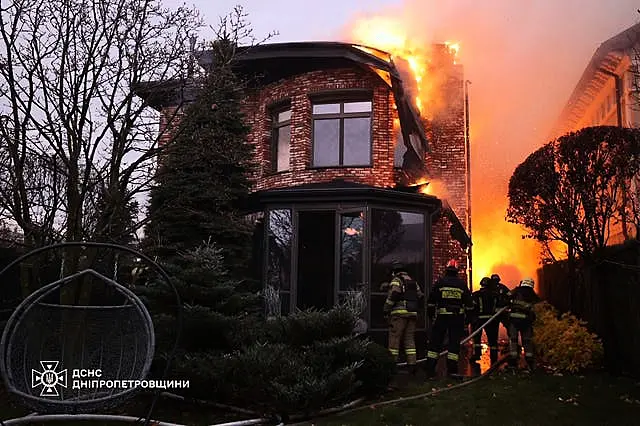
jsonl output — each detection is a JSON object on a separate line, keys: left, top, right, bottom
{"left": 470, "top": 276, "right": 501, "bottom": 365}
{"left": 425, "top": 260, "right": 474, "bottom": 378}
{"left": 383, "top": 260, "right": 424, "bottom": 373}
{"left": 490, "top": 273, "right": 512, "bottom": 334}
{"left": 508, "top": 277, "right": 541, "bottom": 369}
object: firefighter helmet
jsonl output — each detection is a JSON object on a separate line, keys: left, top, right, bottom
{"left": 490, "top": 274, "right": 500, "bottom": 282}
{"left": 390, "top": 259, "right": 404, "bottom": 272}
{"left": 480, "top": 277, "right": 491, "bottom": 287}
{"left": 520, "top": 277, "right": 534, "bottom": 288}
{"left": 445, "top": 259, "right": 459, "bottom": 272}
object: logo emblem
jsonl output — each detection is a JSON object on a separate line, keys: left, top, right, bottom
{"left": 32, "top": 361, "right": 67, "bottom": 397}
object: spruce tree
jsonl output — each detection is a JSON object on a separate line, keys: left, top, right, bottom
{"left": 139, "top": 37, "right": 262, "bottom": 381}
{"left": 144, "top": 39, "right": 255, "bottom": 278}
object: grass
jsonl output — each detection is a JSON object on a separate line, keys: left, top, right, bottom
{"left": 2, "top": 371, "right": 640, "bottom": 425}
{"left": 0, "top": 389, "right": 253, "bottom": 425}
{"left": 308, "top": 371, "right": 640, "bottom": 426}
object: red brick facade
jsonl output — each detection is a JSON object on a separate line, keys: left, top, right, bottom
{"left": 155, "top": 53, "right": 470, "bottom": 287}
{"left": 425, "top": 62, "right": 469, "bottom": 284}
{"left": 240, "top": 67, "right": 399, "bottom": 190}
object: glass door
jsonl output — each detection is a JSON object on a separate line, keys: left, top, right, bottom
{"left": 296, "top": 210, "right": 336, "bottom": 311}
{"left": 336, "top": 209, "right": 367, "bottom": 329}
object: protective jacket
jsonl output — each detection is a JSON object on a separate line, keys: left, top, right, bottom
{"left": 495, "top": 282, "right": 512, "bottom": 308}
{"left": 383, "top": 271, "right": 423, "bottom": 316}
{"left": 427, "top": 275, "right": 474, "bottom": 318}
{"left": 509, "top": 286, "right": 541, "bottom": 322}
{"left": 472, "top": 286, "right": 500, "bottom": 321}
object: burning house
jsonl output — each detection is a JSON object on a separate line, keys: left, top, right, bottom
{"left": 135, "top": 41, "right": 470, "bottom": 355}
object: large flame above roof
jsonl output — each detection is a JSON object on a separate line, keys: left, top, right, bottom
{"left": 348, "top": 16, "right": 459, "bottom": 117}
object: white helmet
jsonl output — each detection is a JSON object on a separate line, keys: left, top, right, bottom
{"left": 520, "top": 277, "right": 534, "bottom": 288}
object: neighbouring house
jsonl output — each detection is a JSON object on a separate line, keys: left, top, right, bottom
{"left": 550, "top": 22, "right": 640, "bottom": 244}
{"left": 135, "top": 41, "right": 471, "bottom": 356}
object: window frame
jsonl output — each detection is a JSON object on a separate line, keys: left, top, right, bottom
{"left": 310, "top": 91, "right": 374, "bottom": 168}
{"left": 269, "top": 101, "right": 292, "bottom": 173}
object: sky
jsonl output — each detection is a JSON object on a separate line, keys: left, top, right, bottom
{"left": 164, "top": 0, "right": 640, "bottom": 285}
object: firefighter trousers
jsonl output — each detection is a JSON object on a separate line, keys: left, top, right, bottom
{"left": 388, "top": 314, "right": 417, "bottom": 364}
{"left": 472, "top": 319, "right": 499, "bottom": 363}
{"left": 426, "top": 314, "right": 464, "bottom": 376}
{"left": 508, "top": 319, "right": 534, "bottom": 367}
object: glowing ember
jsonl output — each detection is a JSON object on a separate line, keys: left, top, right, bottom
{"left": 408, "top": 178, "right": 450, "bottom": 199}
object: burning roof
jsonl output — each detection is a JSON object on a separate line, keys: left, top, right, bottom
{"left": 196, "top": 41, "right": 430, "bottom": 160}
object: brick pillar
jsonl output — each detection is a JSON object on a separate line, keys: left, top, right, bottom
{"left": 425, "top": 45, "right": 470, "bottom": 286}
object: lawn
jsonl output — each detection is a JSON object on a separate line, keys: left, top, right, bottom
{"left": 308, "top": 371, "right": 640, "bottom": 426}
{"left": 2, "top": 371, "right": 640, "bottom": 425}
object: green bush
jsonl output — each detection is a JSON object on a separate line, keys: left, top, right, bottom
{"left": 264, "top": 306, "right": 356, "bottom": 347}
{"left": 171, "top": 340, "right": 364, "bottom": 416}
{"left": 347, "top": 338, "right": 396, "bottom": 396}
{"left": 141, "top": 239, "right": 391, "bottom": 415}
{"left": 167, "top": 329, "right": 394, "bottom": 415}
{"left": 533, "top": 302, "right": 604, "bottom": 373}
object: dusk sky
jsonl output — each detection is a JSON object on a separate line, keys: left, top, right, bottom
{"left": 166, "top": 0, "right": 640, "bottom": 284}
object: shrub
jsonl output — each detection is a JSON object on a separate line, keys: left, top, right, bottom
{"left": 533, "top": 302, "right": 604, "bottom": 373}
{"left": 262, "top": 306, "right": 356, "bottom": 347}
{"left": 168, "top": 333, "right": 394, "bottom": 415}
{"left": 345, "top": 338, "right": 396, "bottom": 396}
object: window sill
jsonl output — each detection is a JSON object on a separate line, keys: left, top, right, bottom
{"left": 306, "top": 165, "right": 373, "bottom": 170}
{"left": 263, "top": 170, "right": 290, "bottom": 177}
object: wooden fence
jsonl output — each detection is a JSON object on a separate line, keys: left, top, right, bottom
{"left": 537, "top": 241, "right": 640, "bottom": 377}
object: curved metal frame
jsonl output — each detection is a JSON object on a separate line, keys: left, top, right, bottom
{"left": 2, "top": 269, "right": 155, "bottom": 412}
{"left": 0, "top": 242, "right": 183, "bottom": 426}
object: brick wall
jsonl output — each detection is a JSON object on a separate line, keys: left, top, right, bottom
{"left": 424, "top": 49, "right": 469, "bottom": 285}
{"left": 241, "top": 67, "right": 398, "bottom": 191}
{"left": 154, "top": 58, "right": 470, "bottom": 285}
{"left": 158, "top": 106, "right": 179, "bottom": 147}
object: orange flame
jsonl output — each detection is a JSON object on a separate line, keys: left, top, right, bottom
{"left": 407, "top": 178, "right": 450, "bottom": 200}
{"left": 349, "top": 16, "right": 459, "bottom": 117}
{"left": 471, "top": 203, "right": 541, "bottom": 288}
{"left": 347, "top": 16, "right": 541, "bottom": 287}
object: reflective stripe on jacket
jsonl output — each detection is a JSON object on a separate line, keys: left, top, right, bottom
{"left": 427, "top": 275, "right": 473, "bottom": 318}
{"left": 384, "top": 272, "right": 423, "bottom": 316}
{"left": 509, "top": 286, "right": 541, "bottom": 321}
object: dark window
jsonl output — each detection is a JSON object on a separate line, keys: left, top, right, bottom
{"left": 271, "top": 108, "right": 291, "bottom": 172}
{"left": 338, "top": 210, "right": 366, "bottom": 328}
{"left": 339, "top": 211, "right": 364, "bottom": 292}
{"left": 370, "top": 209, "right": 426, "bottom": 330}
{"left": 312, "top": 100, "right": 372, "bottom": 167}
{"left": 297, "top": 210, "right": 336, "bottom": 311}
{"left": 266, "top": 209, "right": 292, "bottom": 315}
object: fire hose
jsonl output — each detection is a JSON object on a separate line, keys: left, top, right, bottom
{"left": 285, "top": 354, "right": 510, "bottom": 425}
{"left": 396, "top": 306, "right": 508, "bottom": 367}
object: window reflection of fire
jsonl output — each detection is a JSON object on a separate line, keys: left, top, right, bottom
{"left": 344, "top": 227, "right": 361, "bottom": 235}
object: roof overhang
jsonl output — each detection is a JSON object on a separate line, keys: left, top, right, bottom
{"left": 133, "top": 42, "right": 431, "bottom": 172}
{"left": 551, "top": 23, "right": 640, "bottom": 138}
{"left": 245, "top": 179, "right": 471, "bottom": 248}
{"left": 204, "top": 42, "right": 430, "bottom": 157}
{"left": 246, "top": 179, "right": 441, "bottom": 211}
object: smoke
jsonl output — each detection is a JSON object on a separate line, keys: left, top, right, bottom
{"left": 340, "top": 1, "right": 640, "bottom": 285}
